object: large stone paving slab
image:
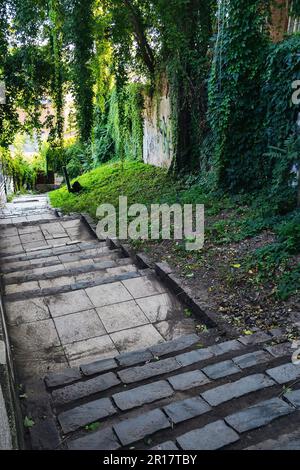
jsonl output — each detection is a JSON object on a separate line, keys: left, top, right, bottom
{"left": 9, "top": 319, "right": 61, "bottom": 351}
{"left": 266, "top": 363, "right": 300, "bottom": 384}
{"left": 54, "top": 309, "right": 106, "bottom": 345}
{"left": 136, "top": 293, "right": 183, "bottom": 322}
{"left": 52, "top": 373, "right": 120, "bottom": 406}
{"left": 110, "top": 324, "right": 165, "bottom": 354}
{"left": 19, "top": 232, "right": 45, "bottom": 244}
{"left": 96, "top": 300, "right": 149, "bottom": 333}
{"left": 68, "top": 427, "right": 120, "bottom": 450}
{"left": 64, "top": 335, "right": 118, "bottom": 367}
{"left": 113, "top": 380, "right": 174, "bottom": 411}
{"left": 58, "top": 397, "right": 117, "bottom": 433}
{"left": 45, "top": 291, "right": 93, "bottom": 317}
{"left": 247, "top": 429, "right": 300, "bottom": 450}
{"left": 176, "top": 420, "right": 239, "bottom": 450}
{"left": 167, "top": 370, "right": 210, "bottom": 391}
{"left": 13, "top": 346, "right": 68, "bottom": 381}
{"left": 113, "top": 409, "right": 171, "bottom": 446}
{"left": 5, "top": 281, "right": 40, "bottom": 295}
{"left": 4, "top": 298, "right": 50, "bottom": 325}
{"left": 85, "top": 282, "right": 133, "bottom": 307}
{"left": 122, "top": 276, "right": 166, "bottom": 299}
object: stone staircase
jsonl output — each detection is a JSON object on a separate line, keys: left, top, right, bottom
{"left": 41, "top": 331, "right": 300, "bottom": 450}
{"left": 0, "top": 195, "right": 195, "bottom": 448}
{"left": 0, "top": 195, "right": 299, "bottom": 450}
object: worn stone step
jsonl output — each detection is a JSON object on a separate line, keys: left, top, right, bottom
{"left": 0, "top": 214, "right": 78, "bottom": 230}
{"left": 39, "top": 331, "right": 297, "bottom": 450}
{"left": 0, "top": 240, "right": 109, "bottom": 267}
{"left": 45, "top": 334, "right": 287, "bottom": 392}
{"left": 0, "top": 246, "right": 123, "bottom": 274}
{"left": 2, "top": 256, "right": 134, "bottom": 285}
{"left": 0, "top": 213, "right": 59, "bottom": 227}
{"left": 45, "top": 334, "right": 201, "bottom": 388}
{"left": 3, "top": 269, "right": 145, "bottom": 301}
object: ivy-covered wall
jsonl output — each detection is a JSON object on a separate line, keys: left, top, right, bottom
{"left": 262, "top": 34, "right": 300, "bottom": 151}
{"left": 143, "top": 77, "right": 174, "bottom": 168}
{"left": 208, "top": 0, "right": 270, "bottom": 192}
{"left": 104, "top": 76, "right": 175, "bottom": 169}
{"left": 106, "top": 83, "right": 144, "bottom": 162}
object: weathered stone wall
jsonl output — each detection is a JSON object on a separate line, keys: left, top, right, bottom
{"left": 142, "top": 79, "right": 174, "bottom": 169}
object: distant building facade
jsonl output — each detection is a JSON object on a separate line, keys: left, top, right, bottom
{"left": 0, "top": 163, "right": 5, "bottom": 205}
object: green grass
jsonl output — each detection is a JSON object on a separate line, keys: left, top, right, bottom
{"left": 49, "top": 161, "right": 180, "bottom": 216}
{"left": 49, "top": 160, "right": 300, "bottom": 300}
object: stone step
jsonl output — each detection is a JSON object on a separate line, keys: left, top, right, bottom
{"left": 0, "top": 247, "right": 121, "bottom": 274}
{"left": 0, "top": 211, "right": 78, "bottom": 225}
{"left": 4, "top": 263, "right": 140, "bottom": 291}
{"left": 3, "top": 269, "right": 148, "bottom": 301}
{"left": 2, "top": 255, "right": 133, "bottom": 285}
{"left": 0, "top": 213, "right": 63, "bottom": 227}
{"left": 0, "top": 241, "right": 108, "bottom": 267}
{"left": 0, "top": 216, "right": 89, "bottom": 257}
{"left": 0, "top": 237, "right": 97, "bottom": 258}
{"left": 34, "top": 333, "right": 298, "bottom": 450}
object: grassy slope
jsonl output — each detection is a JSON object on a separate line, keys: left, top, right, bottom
{"left": 49, "top": 162, "right": 180, "bottom": 216}
{"left": 49, "top": 161, "right": 300, "bottom": 333}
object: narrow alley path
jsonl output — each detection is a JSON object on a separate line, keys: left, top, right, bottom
{"left": 0, "top": 195, "right": 299, "bottom": 450}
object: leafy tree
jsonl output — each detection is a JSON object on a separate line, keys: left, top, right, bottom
{"left": 63, "top": 0, "right": 95, "bottom": 144}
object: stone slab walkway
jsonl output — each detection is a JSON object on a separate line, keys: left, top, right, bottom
{"left": 1, "top": 194, "right": 299, "bottom": 450}
{"left": 0, "top": 195, "right": 193, "bottom": 384}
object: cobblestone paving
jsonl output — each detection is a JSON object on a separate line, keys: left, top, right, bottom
{"left": 42, "top": 332, "right": 300, "bottom": 450}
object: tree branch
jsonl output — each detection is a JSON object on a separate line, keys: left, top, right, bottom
{"left": 122, "top": 0, "right": 155, "bottom": 75}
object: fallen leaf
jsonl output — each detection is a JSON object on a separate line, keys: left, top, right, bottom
{"left": 24, "top": 416, "right": 35, "bottom": 428}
